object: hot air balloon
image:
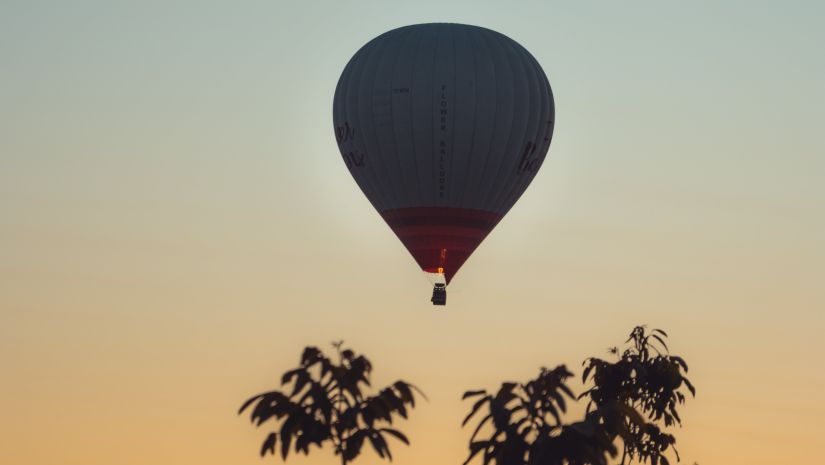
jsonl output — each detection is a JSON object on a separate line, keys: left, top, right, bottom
{"left": 333, "top": 23, "right": 554, "bottom": 305}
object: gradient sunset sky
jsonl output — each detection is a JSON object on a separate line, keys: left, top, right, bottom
{"left": 2, "top": 1, "right": 823, "bottom": 464}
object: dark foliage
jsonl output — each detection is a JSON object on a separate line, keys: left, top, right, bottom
{"left": 462, "top": 327, "right": 694, "bottom": 465}
{"left": 240, "top": 342, "right": 424, "bottom": 465}
{"left": 581, "top": 327, "right": 695, "bottom": 465}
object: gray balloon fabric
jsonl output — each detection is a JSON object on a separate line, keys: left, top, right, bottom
{"left": 333, "top": 23, "right": 554, "bottom": 284}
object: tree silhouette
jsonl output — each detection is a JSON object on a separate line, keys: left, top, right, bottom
{"left": 582, "top": 327, "right": 695, "bottom": 465}
{"left": 462, "top": 326, "right": 694, "bottom": 465}
{"left": 240, "top": 342, "right": 424, "bottom": 465}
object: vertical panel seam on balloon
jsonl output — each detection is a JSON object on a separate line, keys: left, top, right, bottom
{"left": 373, "top": 30, "right": 404, "bottom": 208}
{"left": 458, "top": 26, "right": 478, "bottom": 208}
{"left": 491, "top": 38, "right": 539, "bottom": 214}
{"left": 499, "top": 46, "right": 543, "bottom": 212}
{"left": 430, "top": 24, "right": 439, "bottom": 206}
{"left": 388, "top": 29, "right": 410, "bottom": 207}
{"left": 490, "top": 30, "right": 521, "bottom": 213}
{"left": 480, "top": 29, "right": 517, "bottom": 213}
{"left": 517, "top": 48, "right": 552, "bottom": 212}
{"left": 487, "top": 32, "right": 526, "bottom": 213}
{"left": 358, "top": 38, "right": 393, "bottom": 211}
{"left": 449, "top": 25, "right": 457, "bottom": 208}
{"left": 500, "top": 48, "right": 552, "bottom": 214}
{"left": 473, "top": 29, "right": 498, "bottom": 212}
{"left": 408, "top": 28, "right": 426, "bottom": 204}
{"left": 367, "top": 31, "right": 401, "bottom": 209}
{"left": 341, "top": 40, "right": 382, "bottom": 211}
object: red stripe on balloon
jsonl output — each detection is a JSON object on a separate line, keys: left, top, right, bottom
{"left": 380, "top": 207, "right": 503, "bottom": 284}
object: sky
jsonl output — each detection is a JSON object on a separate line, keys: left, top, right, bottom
{"left": 1, "top": 1, "right": 823, "bottom": 464}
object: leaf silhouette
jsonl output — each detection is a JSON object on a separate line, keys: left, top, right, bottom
{"left": 463, "top": 396, "right": 491, "bottom": 426}
{"left": 368, "top": 430, "right": 390, "bottom": 459}
{"left": 463, "top": 389, "right": 487, "bottom": 399}
{"left": 380, "top": 428, "right": 409, "bottom": 445}
{"left": 239, "top": 343, "right": 422, "bottom": 465}
{"left": 260, "top": 432, "right": 277, "bottom": 457}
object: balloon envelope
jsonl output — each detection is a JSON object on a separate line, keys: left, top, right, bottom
{"left": 333, "top": 23, "right": 554, "bottom": 284}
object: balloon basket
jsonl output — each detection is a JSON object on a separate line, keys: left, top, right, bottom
{"left": 431, "top": 283, "right": 447, "bottom": 306}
